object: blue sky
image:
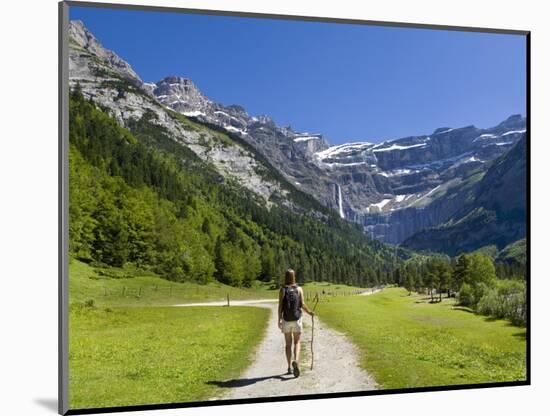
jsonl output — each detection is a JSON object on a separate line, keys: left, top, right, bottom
{"left": 70, "top": 6, "right": 527, "bottom": 145}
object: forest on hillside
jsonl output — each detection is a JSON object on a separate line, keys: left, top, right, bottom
{"left": 68, "top": 88, "right": 401, "bottom": 288}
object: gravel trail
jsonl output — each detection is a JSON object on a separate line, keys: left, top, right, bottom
{"left": 174, "top": 298, "right": 378, "bottom": 399}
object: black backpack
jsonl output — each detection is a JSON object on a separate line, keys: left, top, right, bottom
{"left": 282, "top": 286, "right": 302, "bottom": 321}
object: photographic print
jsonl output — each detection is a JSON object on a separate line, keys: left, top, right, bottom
{"left": 60, "top": 2, "right": 528, "bottom": 413}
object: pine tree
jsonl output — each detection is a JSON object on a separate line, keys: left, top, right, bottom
{"left": 214, "top": 237, "right": 224, "bottom": 281}
{"left": 452, "top": 254, "right": 470, "bottom": 293}
{"left": 201, "top": 217, "right": 212, "bottom": 236}
{"left": 260, "top": 244, "right": 276, "bottom": 282}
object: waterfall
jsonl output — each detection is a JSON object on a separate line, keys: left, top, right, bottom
{"left": 337, "top": 184, "right": 345, "bottom": 219}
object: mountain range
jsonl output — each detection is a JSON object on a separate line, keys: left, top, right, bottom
{"left": 68, "top": 20, "right": 527, "bottom": 257}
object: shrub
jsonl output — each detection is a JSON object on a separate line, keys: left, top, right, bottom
{"left": 458, "top": 283, "right": 475, "bottom": 307}
{"left": 473, "top": 282, "right": 491, "bottom": 306}
{"left": 506, "top": 291, "right": 526, "bottom": 326}
{"left": 477, "top": 288, "right": 500, "bottom": 316}
{"left": 497, "top": 280, "right": 526, "bottom": 326}
{"left": 476, "top": 280, "right": 526, "bottom": 326}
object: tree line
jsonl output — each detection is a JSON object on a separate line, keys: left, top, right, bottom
{"left": 394, "top": 252, "right": 526, "bottom": 326}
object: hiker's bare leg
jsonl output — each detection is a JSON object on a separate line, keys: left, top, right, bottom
{"left": 293, "top": 332, "right": 302, "bottom": 362}
{"left": 284, "top": 333, "right": 293, "bottom": 368}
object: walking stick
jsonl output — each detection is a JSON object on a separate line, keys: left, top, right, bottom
{"left": 310, "top": 293, "right": 320, "bottom": 371}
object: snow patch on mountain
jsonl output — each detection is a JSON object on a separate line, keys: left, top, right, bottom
{"left": 294, "top": 135, "right": 321, "bottom": 143}
{"left": 183, "top": 110, "right": 205, "bottom": 117}
{"left": 225, "top": 125, "right": 248, "bottom": 135}
{"left": 502, "top": 129, "right": 527, "bottom": 136}
{"left": 373, "top": 142, "right": 428, "bottom": 152}
{"left": 369, "top": 198, "right": 392, "bottom": 212}
{"left": 433, "top": 128, "right": 454, "bottom": 135}
{"left": 315, "top": 142, "right": 375, "bottom": 161}
{"left": 473, "top": 133, "right": 497, "bottom": 142}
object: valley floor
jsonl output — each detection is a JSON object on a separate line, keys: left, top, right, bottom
{"left": 68, "top": 261, "right": 526, "bottom": 409}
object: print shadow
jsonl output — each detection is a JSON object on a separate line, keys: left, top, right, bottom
{"left": 33, "top": 398, "right": 58, "bottom": 413}
{"left": 208, "top": 373, "right": 294, "bottom": 388}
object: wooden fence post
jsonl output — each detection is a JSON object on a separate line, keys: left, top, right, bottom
{"left": 227, "top": 293, "right": 230, "bottom": 307}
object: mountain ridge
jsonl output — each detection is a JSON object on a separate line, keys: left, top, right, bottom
{"left": 68, "top": 19, "right": 527, "bottom": 254}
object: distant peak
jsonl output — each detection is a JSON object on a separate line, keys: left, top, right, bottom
{"left": 248, "top": 114, "right": 271, "bottom": 123}
{"left": 68, "top": 20, "right": 99, "bottom": 46}
{"left": 496, "top": 114, "right": 526, "bottom": 129}
{"left": 227, "top": 104, "right": 246, "bottom": 113}
{"left": 70, "top": 19, "right": 85, "bottom": 28}
{"left": 68, "top": 18, "right": 143, "bottom": 87}
{"left": 158, "top": 76, "right": 194, "bottom": 85}
{"left": 69, "top": 19, "right": 94, "bottom": 44}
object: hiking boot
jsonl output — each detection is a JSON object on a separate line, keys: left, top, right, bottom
{"left": 287, "top": 367, "right": 292, "bottom": 375}
{"left": 292, "top": 361, "right": 300, "bottom": 378}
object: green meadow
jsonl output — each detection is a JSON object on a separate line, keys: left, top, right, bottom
{"left": 316, "top": 288, "right": 526, "bottom": 389}
{"left": 69, "top": 259, "right": 527, "bottom": 408}
{"left": 69, "top": 259, "right": 272, "bottom": 409}
{"left": 69, "top": 305, "right": 270, "bottom": 409}
{"left": 69, "top": 259, "right": 277, "bottom": 307}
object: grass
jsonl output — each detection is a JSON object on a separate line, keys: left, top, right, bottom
{"left": 69, "top": 304, "right": 270, "bottom": 409}
{"left": 316, "top": 287, "right": 526, "bottom": 389}
{"left": 69, "top": 259, "right": 278, "bottom": 307}
{"left": 164, "top": 108, "right": 234, "bottom": 148}
{"left": 69, "top": 258, "right": 366, "bottom": 307}
{"left": 301, "top": 281, "right": 365, "bottom": 293}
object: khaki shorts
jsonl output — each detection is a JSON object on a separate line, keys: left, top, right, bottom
{"left": 281, "top": 317, "right": 303, "bottom": 334}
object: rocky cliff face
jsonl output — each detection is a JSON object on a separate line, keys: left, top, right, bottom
{"left": 153, "top": 76, "right": 211, "bottom": 115}
{"left": 306, "top": 116, "right": 525, "bottom": 244}
{"left": 69, "top": 20, "right": 142, "bottom": 85}
{"left": 68, "top": 20, "right": 527, "bottom": 249}
{"left": 145, "top": 56, "right": 525, "bottom": 246}
{"left": 401, "top": 136, "right": 527, "bottom": 255}
{"left": 146, "top": 75, "right": 336, "bottom": 207}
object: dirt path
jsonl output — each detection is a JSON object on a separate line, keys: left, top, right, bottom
{"left": 176, "top": 298, "right": 377, "bottom": 399}
{"left": 359, "top": 288, "right": 382, "bottom": 296}
{"left": 172, "top": 299, "right": 277, "bottom": 307}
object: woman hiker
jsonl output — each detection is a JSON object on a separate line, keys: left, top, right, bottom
{"left": 278, "top": 268, "right": 315, "bottom": 378}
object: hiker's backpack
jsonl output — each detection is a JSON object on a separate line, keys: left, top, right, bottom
{"left": 282, "top": 286, "right": 302, "bottom": 321}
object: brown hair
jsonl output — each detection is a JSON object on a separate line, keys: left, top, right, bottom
{"left": 284, "top": 268, "right": 296, "bottom": 286}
